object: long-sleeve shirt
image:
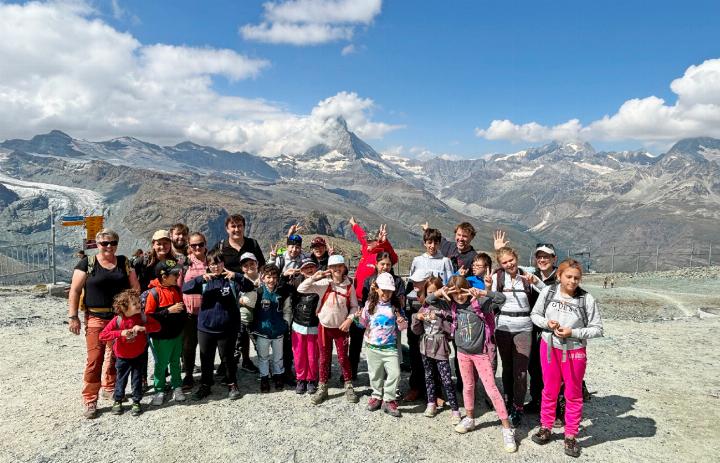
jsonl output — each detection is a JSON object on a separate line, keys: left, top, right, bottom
{"left": 297, "top": 277, "right": 358, "bottom": 329}
{"left": 351, "top": 223, "right": 398, "bottom": 300}
{"left": 181, "top": 254, "right": 206, "bottom": 315}
{"left": 491, "top": 271, "right": 545, "bottom": 333}
{"left": 357, "top": 301, "right": 401, "bottom": 349}
{"left": 99, "top": 312, "right": 161, "bottom": 359}
{"left": 410, "top": 304, "right": 453, "bottom": 360}
{"left": 182, "top": 273, "right": 251, "bottom": 334}
{"left": 409, "top": 252, "right": 454, "bottom": 285}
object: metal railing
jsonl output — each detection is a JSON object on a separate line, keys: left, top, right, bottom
{"left": 0, "top": 242, "right": 54, "bottom": 283}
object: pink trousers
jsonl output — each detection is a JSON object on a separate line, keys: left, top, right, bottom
{"left": 540, "top": 339, "right": 587, "bottom": 436}
{"left": 457, "top": 348, "right": 508, "bottom": 420}
{"left": 291, "top": 331, "right": 319, "bottom": 382}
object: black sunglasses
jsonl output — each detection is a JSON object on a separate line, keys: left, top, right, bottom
{"left": 98, "top": 240, "right": 119, "bottom": 247}
{"left": 189, "top": 243, "right": 206, "bottom": 248}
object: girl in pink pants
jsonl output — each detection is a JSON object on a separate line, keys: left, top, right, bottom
{"left": 530, "top": 259, "right": 604, "bottom": 458}
{"left": 288, "top": 259, "right": 322, "bottom": 394}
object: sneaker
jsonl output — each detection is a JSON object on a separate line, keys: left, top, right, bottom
{"left": 260, "top": 376, "right": 271, "bottom": 393}
{"left": 454, "top": 417, "right": 476, "bottom": 434}
{"left": 311, "top": 383, "right": 328, "bottom": 405}
{"left": 344, "top": 382, "right": 359, "bottom": 403}
{"left": 306, "top": 381, "right": 318, "bottom": 395}
{"left": 450, "top": 411, "right": 462, "bottom": 425}
{"left": 509, "top": 407, "right": 523, "bottom": 428}
{"left": 130, "top": 402, "right": 142, "bottom": 416}
{"left": 524, "top": 400, "right": 541, "bottom": 414}
{"left": 241, "top": 360, "right": 259, "bottom": 373}
{"left": 228, "top": 384, "right": 241, "bottom": 400}
{"left": 192, "top": 385, "right": 211, "bottom": 401}
{"left": 173, "top": 387, "right": 186, "bottom": 402}
{"left": 502, "top": 427, "right": 518, "bottom": 453}
{"left": 532, "top": 426, "right": 553, "bottom": 445}
{"left": 151, "top": 391, "right": 165, "bottom": 406}
{"left": 273, "top": 374, "right": 285, "bottom": 391}
{"left": 564, "top": 436, "right": 581, "bottom": 458}
{"left": 83, "top": 402, "right": 98, "bottom": 419}
{"left": 111, "top": 401, "right": 124, "bottom": 415}
{"left": 402, "top": 389, "right": 420, "bottom": 402}
{"left": 100, "top": 389, "right": 113, "bottom": 400}
{"left": 367, "top": 397, "right": 382, "bottom": 411}
{"left": 295, "top": 380, "right": 307, "bottom": 395}
{"left": 423, "top": 404, "right": 437, "bottom": 417}
{"left": 382, "top": 400, "right": 401, "bottom": 417}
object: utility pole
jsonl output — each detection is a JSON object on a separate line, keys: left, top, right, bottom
{"left": 635, "top": 255, "right": 640, "bottom": 274}
{"left": 655, "top": 245, "right": 659, "bottom": 272}
{"left": 49, "top": 206, "right": 57, "bottom": 284}
{"left": 690, "top": 243, "right": 694, "bottom": 268}
{"left": 610, "top": 246, "right": 615, "bottom": 273}
{"left": 709, "top": 244, "right": 713, "bottom": 267}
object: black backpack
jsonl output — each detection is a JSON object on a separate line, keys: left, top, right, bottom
{"left": 454, "top": 303, "right": 486, "bottom": 355}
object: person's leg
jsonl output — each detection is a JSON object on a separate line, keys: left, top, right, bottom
{"left": 292, "top": 331, "right": 307, "bottom": 381}
{"left": 129, "top": 355, "right": 144, "bottom": 403}
{"left": 219, "top": 331, "right": 238, "bottom": 386}
{"left": 406, "top": 327, "right": 425, "bottom": 394}
{"left": 562, "top": 348, "right": 588, "bottom": 437}
{"left": 512, "top": 331, "right": 531, "bottom": 410}
{"left": 365, "top": 347, "right": 384, "bottom": 400}
{"left": 456, "top": 351, "right": 477, "bottom": 414}
{"left": 333, "top": 329, "right": 352, "bottom": 382}
{"left": 240, "top": 328, "right": 254, "bottom": 367}
{"left": 471, "top": 348, "right": 508, "bottom": 420}
{"left": 421, "top": 355, "right": 437, "bottom": 404}
{"left": 527, "top": 325, "right": 543, "bottom": 408}
{"left": 255, "top": 336, "right": 271, "bottom": 378}
{"left": 197, "top": 330, "right": 217, "bottom": 386}
{"left": 451, "top": 340, "right": 463, "bottom": 391}
{"left": 81, "top": 316, "right": 105, "bottom": 405}
{"left": 182, "top": 314, "right": 198, "bottom": 383}
{"left": 113, "top": 357, "right": 131, "bottom": 402}
{"left": 151, "top": 338, "right": 171, "bottom": 392}
{"left": 436, "top": 359, "right": 459, "bottom": 412}
{"left": 348, "top": 323, "right": 364, "bottom": 379}
{"left": 494, "top": 330, "right": 514, "bottom": 406}
{"left": 307, "top": 333, "right": 319, "bottom": 382}
{"left": 539, "top": 339, "right": 563, "bottom": 430}
{"left": 382, "top": 349, "right": 401, "bottom": 403}
{"left": 168, "top": 335, "right": 183, "bottom": 389}
{"left": 100, "top": 333, "right": 116, "bottom": 395}
{"left": 271, "top": 336, "right": 285, "bottom": 376}
{"left": 282, "top": 330, "right": 293, "bottom": 379}
{"left": 317, "top": 325, "right": 332, "bottom": 384}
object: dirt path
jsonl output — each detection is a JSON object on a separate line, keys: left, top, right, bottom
{"left": 585, "top": 284, "right": 694, "bottom": 316}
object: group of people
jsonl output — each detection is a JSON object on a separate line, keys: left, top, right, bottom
{"left": 67, "top": 215, "right": 603, "bottom": 458}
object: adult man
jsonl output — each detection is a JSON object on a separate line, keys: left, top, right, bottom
{"left": 440, "top": 222, "right": 478, "bottom": 272}
{"left": 170, "top": 223, "right": 189, "bottom": 257}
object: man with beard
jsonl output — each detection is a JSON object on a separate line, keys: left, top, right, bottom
{"left": 170, "top": 223, "right": 189, "bottom": 257}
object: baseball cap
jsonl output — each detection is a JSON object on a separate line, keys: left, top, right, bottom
{"left": 409, "top": 269, "right": 433, "bottom": 283}
{"left": 300, "top": 257, "right": 317, "bottom": 269}
{"left": 239, "top": 252, "right": 257, "bottom": 264}
{"left": 327, "top": 255, "right": 345, "bottom": 266}
{"left": 287, "top": 234, "right": 302, "bottom": 246}
{"left": 535, "top": 243, "right": 556, "bottom": 256}
{"left": 155, "top": 259, "right": 181, "bottom": 278}
{"left": 152, "top": 229, "right": 171, "bottom": 241}
{"left": 375, "top": 273, "right": 396, "bottom": 291}
{"left": 310, "top": 237, "right": 327, "bottom": 248}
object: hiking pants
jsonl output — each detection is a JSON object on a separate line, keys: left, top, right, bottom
{"left": 495, "top": 329, "right": 531, "bottom": 409}
{"left": 406, "top": 324, "right": 425, "bottom": 392}
{"left": 82, "top": 315, "right": 116, "bottom": 405}
{"left": 318, "top": 324, "right": 351, "bottom": 384}
{"left": 528, "top": 325, "right": 544, "bottom": 404}
{"left": 348, "top": 322, "right": 365, "bottom": 378}
{"left": 114, "top": 355, "right": 144, "bottom": 403}
{"left": 458, "top": 349, "right": 508, "bottom": 420}
{"left": 422, "top": 356, "right": 458, "bottom": 411}
{"left": 540, "top": 339, "right": 587, "bottom": 436}
{"left": 198, "top": 330, "right": 238, "bottom": 387}
{"left": 366, "top": 346, "right": 400, "bottom": 402}
{"left": 150, "top": 335, "right": 183, "bottom": 391}
{"left": 292, "top": 331, "right": 319, "bottom": 382}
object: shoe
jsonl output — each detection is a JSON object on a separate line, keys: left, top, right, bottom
{"left": 402, "top": 389, "right": 420, "bottom": 402}
{"left": 241, "top": 360, "right": 259, "bottom": 373}
{"left": 101, "top": 389, "right": 113, "bottom": 400}
{"left": 83, "top": 402, "right": 98, "bottom": 419}
{"left": 295, "top": 380, "right": 307, "bottom": 395}
{"left": 181, "top": 375, "right": 195, "bottom": 392}
{"left": 454, "top": 416, "right": 475, "bottom": 434}
{"left": 260, "top": 376, "right": 271, "bottom": 393}
{"left": 382, "top": 400, "right": 401, "bottom": 417}
{"left": 450, "top": 411, "right": 462, "bottom": 425}
{"left": 130, "top": 402, "right": 142, "bottom": 416}
{"left": 311, "top": 383, "right": 328, "bottom": 405}
{"left": 306, "top": 381, "right": 318, "bottom": 395}
{"left": 151, "top": 391, "right": 165, "bottom": 406}
{"left": 284, "top": 372, "right": 297, "bottom": 387}
{"left": 192, "top": 385, "right": 211, "bottom": 401}
{"left": 273, "top": 374, "right": 285, "bottom": 391}
{"left": 367, "top": 397, "right": 382, "bottom": 411}
{"left": 228, "top": 384, "right": 241, "bottom": 400}
{"left": 173, "top": 387, "right": 186, "bottom": 402}
{"left": 423, "top": 404, "right": 437, "bottom": 417}
{"left": 509, "top": 407, "right": 523, "bottom": 428}
{"left": 502, "top": 427, "right": 518, "bottom": 453}
{"left": 344, "top": 382, "right": 359, "bottom": 403}
{"left": 564, "top": 436, "right": 581, "bottom": 458}
{"left": 110, "top": 401, "right": 123, "bottom": 415}
{"left": 524, "top": 400, "right": 541, "bottom": 414}
{"left": 532, "top": 426, "right": 553, "bottom": 445}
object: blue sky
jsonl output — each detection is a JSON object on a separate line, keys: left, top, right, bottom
{"left": 2, "top": 0, "right": 720, "bottom": 157}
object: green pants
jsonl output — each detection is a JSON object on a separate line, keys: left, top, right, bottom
{"left": 365, "top": 345, "right": 400, "bottom": 402}
{"left": 150, "top": 335, "right": 183, "bottom": 392}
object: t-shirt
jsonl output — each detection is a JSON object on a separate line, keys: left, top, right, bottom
{"left": 210, "top": 237, "right": 266, "bottom": 273}
{"left": 440, "top": 238, "right": 477, "bottom": 272}
{"left": 75, "top": 256, "right": 131, "bottom": 318}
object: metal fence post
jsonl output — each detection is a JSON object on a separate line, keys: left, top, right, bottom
{"left": 655, "top": 245, "right": 659, "bottom": 272}
{"left": 690, "top": 243, "right": 694, "bottom": 268}
{"left": 611, "top": 246, "right": 615, "bottom": 273}
{"left": 635, "top": 255, "right": 640, "bottom": 273}
{"left": 50, "top": 206, "right": 57, "bottom": 284}
{"left": 710, "top": 244, "right": 713, "bottom": 267}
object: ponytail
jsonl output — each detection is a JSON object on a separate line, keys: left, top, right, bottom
{"left": 368, "top": 281, "right": 380, "bottom": 315}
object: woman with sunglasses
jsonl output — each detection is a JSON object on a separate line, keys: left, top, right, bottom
{"left": 67, "top": 229, "right": 140, "bottom": 419}
{"left": 180, "top": 232, "right": 208, "bottom": 391}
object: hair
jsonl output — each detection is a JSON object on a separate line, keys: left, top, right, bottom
{"left": 188, "top": 232, "right": 206, "bottom": 243}
{"left": 206, "top": 248, "right": 225, "bottom": 265}
{"left": 425, "top": 276, "right": 444, "bottom": 294}
{"left": 133, "top": 248, "right": 144, "bottom": 257}
{"left": 95, "top": 228, "right": 119, "bottom": 242}
{"left": 495, "top": 246, "right": 519, "bottom": 263}
{"left": 557, "top": 259, "right": 584, "bottom": 279}
{"left": 423, "top": 228, "right": 442, "bottom": 244}
{"left": 260, "top": 263, "right": 280, "bottom": 278}
{"left": 454, "top": 222, "right": 476, "bottom": 238}
{"left": 170, "top": 223, "right": 189, "bottom": 235}
{"left": 375, "top": 251, "right": 393, "bottom": 268}
{"left": 113, "top": 289, "right": 140, "bottom": 315}
{"left": 447, "top": 275, "right": 471, "bottom": 291}
{"left": 225, "top": 214, "right": 246, "bottom": 227}
{"left": 474, "top": 252, "right": 492, "bottom": 271}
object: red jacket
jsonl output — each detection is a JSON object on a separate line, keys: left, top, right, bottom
{"left": 144, "top": 279, "right": 186, "bottom": 339}
{"left": 351, "top": 223, "right": 398, "bottom": 300}
{"left": 99, "top": 313, "right": 161, "bottom": 359}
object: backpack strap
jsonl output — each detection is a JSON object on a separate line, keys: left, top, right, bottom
{"left": 87, "top": 255, "right": 96, "bottom": 276}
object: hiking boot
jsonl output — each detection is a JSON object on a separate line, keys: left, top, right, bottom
{"left": 436, "top": 397, "right": 445, "bottom": 408}
{"left": 241, "top": 360, "right": 259, "bottom": 373}
{"left": 509, "top": 407, "right": 523, "bottom": 428}
{"left": 111, "top": 401, "right": 124, "bottom": 415}
{"left": 311, "top": 383, "right": 328, "bottom": 405}
{"left": 402, "top": 389, "right": 420, "bottom": 402}
{"left": 228, "top": 384, "right": 241, "bottom": 400}
{"left": 273, "top": 374, "right": 285, "bottom": 391}
{"left": 192, "top": 385, "right": 211, "bottom": 401}
{"left": 423, "top": 403, "right": 437, "bottom": 417}
{"left": 554, "top": 418, "right": 565, "bottom": 428}
{"left": 83, "top": 402, "right": 98, "bottom": 419}
{"left": 295, "top": 380, "right": 307, "bottom": 395}
{"left": 344, "top": 382, "right": 359, "bottom": 403}
{"left": 454, "top": 416, "right": 475, "bottom": 434}
{"left": 151, "top": 391, "right": 165, "bottom": 406}
{"left": 502, "top": 427, "right": 518, "bottom": 453}
{"left": 524, "top": 399, "right": 541, "bottom": 414}
{"left": 450, "top": 411, "right": 462, "bottom": 425}
{"left": 564, "top": 436, "right": 581, "bottom": 458}
{"left": 367, "top": 397, "right": 382, "bottom": 411}
{"left": 260, "top": 376, "right": 271, "bottom": 393}
{"left": 130, "top": 402, "right": 142, "bottom": 416}
{"left": 306, "top": 381, "right": 318, "bottom": 395}
{"left": 173, "top": 387, "right": 186, "bottom": 402}
{"left": 532, "top": 426, "right": 553, "bottom": 445}
{"left": 382, "top": 400, "right": 401, "bottom": 417}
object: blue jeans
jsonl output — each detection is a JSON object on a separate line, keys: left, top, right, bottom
{"left": 254, "top": 336, "right": 284, "bottom": 377}
{"left": 114, "top": 355, "right": 144, "bottom": 403}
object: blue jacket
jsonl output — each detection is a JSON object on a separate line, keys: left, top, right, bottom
{"left": 182, "top": 273, "right": 252, "bottom": 334}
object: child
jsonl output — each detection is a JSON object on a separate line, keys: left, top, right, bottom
{"left": 144, "top": 259, "right": 187, "bottom": 406}
{"left": 297, "top": 254, "right": 359, "bottom": 405}
{"left": 240, "top": 252, "right": 261, "bottom": 287}
{"left": 269, "top": 228, "right": 306, "bottom": 277}
{"left": 288, "top": 258, "right": 321, "bottom": 394}
{"left": 409, "top": 228, "right": 454, "bottom": 285}
{"left": 462, "top": 252, "right": 492, "bottom": 290}
{"left": 357, "top": 273, "right": 407, "bottom": 417}
{"left": 182, "top": 249, "right": 251, "bottom": 400}
{"left": 411, "top": 276, "right": 461, "bottom": 424}
{"left": 439, "top": 276, "right": 517, "bottom": 453}
{"left": 99, "top": 289, "right": 160, "bottom": 416}
{"left": 530, "top": 259, "right": 603, "bottom": 458}
{"left": 250, "top": 264, "right": 292, "bottom": 392}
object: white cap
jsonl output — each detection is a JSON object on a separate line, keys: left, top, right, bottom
{"left": 327, "top": 254, "right": 345, "bottom": 266}
{"left": 375, "top": 272, "right": 396, "bottom": 291}
{"left": 152, "top": 229, "right": 171, "bottom": 241}
{"left": 409, "top": 268, "right": 433, "bottom": 282}
{"left": 534, "top": 245, "right": 556, "bottom": 256}
{"left": 239, "top": 252, "right": 257, "bottom": 263}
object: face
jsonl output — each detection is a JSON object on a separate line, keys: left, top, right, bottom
{"left": 376, "top": 288, "right": 393, "bottom": 302}
{"left": 535, "top": 252, "right": 557, "bottom": 272}
{"left": 124, "top": 301, "right": 141, "bottom": 317}
{"left": 472, "top": 260, "right": 488, "bottom": 276}
{"left": 376, "top": 257, "right": 392, "bottom": 274}
{"left": 450, "top": 287, "right": 469, "bottom": 304}
{"left": 171, "top": 229, "right": 187, "bottom": 248}
{"left": 208, "top": 260, "right": 225, "bottom": 276}
{"left": 240, "top": 260, "right": 258, "bottom": 275}
{"left": 328, "top": 263, "right": 344, "bottom": 279}
{"left": 225, "top": 220, "right": 245, "bottom": 240}
{"left": 413, "top": 280, "right": 427, "bottom": 303}
{"left": 287, "top": 244, "right": 301, "bottom": 258}
{"left": 499, "top": 253, "right": 518, "bottom": 275}
{"left": 455, "top": 229, "right": 473, "bottom": 252}
{"left": 300, "top": 264, "right": 317, "bottom": 277}
{"left": 162, "top": 273, "right": 179, "bottom": 286}
{"left": 262, "top": 272, "right": 278, "bottom": 290}
{"left": 312, "top": 245, "right": 326, "bottom": 258}
{"left": 559, "top": 267, "right": 582, "bottom": 294}
{"left": 424, "top": 240, "right": 439, "bottom": 256}
{"left": 97, "top": 235, "right": 118, "bottom": 255}
{"left": 153, "top": 238, "right": 171, "bottom": 258}
{"left": 188, "top": 237, "right": 206, "bottom": 258}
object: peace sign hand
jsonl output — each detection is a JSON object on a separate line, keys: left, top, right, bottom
{"left": 270, "top": 243, "right": 280, "bottom": 258}
{"left": 458, "top": 265, "right": 469, "bottom": 277}
{"left": 377, "top": 224, "right": 388, "bottom": 242}
{"left": 484, "top": 268, "right": 493, "bottom": 286}
{"left": 348, "top": 217, "right": 357, "bottom": 227}
{"left": 287, "top": 222, "right": 303, "bottom": 237}
{"left": 421, "top": 221, "right": 429, "bottom": 231}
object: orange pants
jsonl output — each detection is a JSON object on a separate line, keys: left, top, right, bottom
{"left": 82, "top": 315, "right": 116, "bottom": 405}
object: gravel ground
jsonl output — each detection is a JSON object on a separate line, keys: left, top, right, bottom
{"left": 0, "top": 282, "right": 719, "bottom": 463}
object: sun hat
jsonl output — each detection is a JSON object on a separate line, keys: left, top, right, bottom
{"left": 239, "top": 252, "right": 257, "bottom": 264}
{"left": 409, "top": 269, "right": 433, "bottom": 282}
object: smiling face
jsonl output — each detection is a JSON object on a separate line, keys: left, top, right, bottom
{"left": 300, "top": 263, "right": 317, "bottom": 278}
{"left": 472, "top": 259, "right": 488, "bottom": 277}
{"left": 208, "top": 259, "right": 225, "bottom": 276}
{"left": 287, "top": 243, "right": 301, "bottom": 259}
{"left": 188, "top": 237, "right": 206, "bottom": 259}
{"left": 455, "top": 229, "right": 473, "bottom": 252}
{"left": 225, "top": 220, "right": 245, "bottom": 241}
{"left": 171, "top": 229, "right": 187, "bottom": 249}
{"left": 376, "top": 256, "right": 392, "bottom": 274}
{"left": 262, "top": 272, "right": 278, "bottom": 291}
{"left": 152, "top": 238, "right": 171, "bottom": 259}
{"left": 328, "top": 263, "right": 345, "bottom": 281}
{"left": 535, "top": 252, "right": 557, "bottom": 273}
{"left": 241, "top": 259, "right": 258, "bottom": 276}
{"left": 312, "top": 244, "right": 326, "bottom": 258}
{"left": 499, "top": 252, "right": 518, "bottom": 276}
{"left": 424, "top": 240, "right": 439, "bottom": 256}
{"left": 376, "top": 287, "right": 394, "bottom": 303}
{"left": 559, "top": 267, "right": 582, "bottom": 295}
{"left": 96, "top": 234, "right": 118, "bottom": 257}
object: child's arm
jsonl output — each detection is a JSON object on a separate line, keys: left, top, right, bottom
{"left": 487, "top": 290, "right": 506, "bottom": 315}
{"left": 356, "top": 303, "right": 370, "bottom": 328}
{"left": 410, "top": 312, "right": 424, "bottom": 335}
{"left": 351, "top": 222, "right": 368, "bottom": 254}
{"left": 571, "top": 294, "right": 604, "bottom": 339}
{"left": 182, "top": 275, "right": 205, "bottom": 294}
{"left": 282, "top": 294, "right": 293, "bottom": 329}
{"left": 99, "top": 316, "right": 123, "bottom": 342}
{"left": 530, "top": 287, "right": 551, "bottom": 329}
{"left": 239, "top": 290, "right": 257, "bottom": 326}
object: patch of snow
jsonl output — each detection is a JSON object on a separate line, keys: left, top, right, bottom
{"left": 361, "top": 158, "right": 401, "bottom": 178}
{"left": 573, "top": 162, "right": 616, "bottom": 175}
{"left": 699, "top": 145, "right": 720, "bottom": 162}
{"left": 507, "top": 165, "right": 542, "bottom": 179}
{"left": 494, "top": 150, "right": 527, "bottom": 162}
{"left": 0, "top": 172, "right": 104, "bottom": 214}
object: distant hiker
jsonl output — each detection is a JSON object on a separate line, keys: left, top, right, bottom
{"left": 75, "top": 250, "right": 86, "bottom": 261}
{"left": 179, "top": 232, "right": 208, "bottom": 392}
{"left": 610, "top": 277, "right": 615, "bottom": 289}
{"left": 67, "top": 229, "right": 140, "bottom": 419}
{"left": 603, "top": 276, "right": 608, "bottom": 289}
{"left": 530, "top": 259, "right": 604, "bottom": 458}
{"left": 170, "top": 223, "right": 189, "bottom": 257}
{"left": 131, "top": 248, "right": 144, "bottom": 267}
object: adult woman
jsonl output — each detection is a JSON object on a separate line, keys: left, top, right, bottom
{"left": 133, "top": 230, "right": 180, "bottom": 292}
{"left": 67, "top": 229, "right": 140, "bottom": 418}
{"left": 490, "top": 246, "right": 545, "bottom": 427}
{"left": 530, "top": 259, "right": 603, "bottom": 458}
{"left": 180, "top": 232, "right": 208, "bottom": 391}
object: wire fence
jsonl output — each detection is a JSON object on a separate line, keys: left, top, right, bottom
{"left": 0, "top": 242, "right": 54, "bottom": 284}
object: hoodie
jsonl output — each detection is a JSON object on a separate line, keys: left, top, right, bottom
{"left": 297, "top": 277, "right": 358, "bottom": 329}
{"left": 182, "top": 273, "right": 252, "bottom": 335}
{"left": 351, "top": 223, "right": 398, "bottom": 301}
{"left": 269, "top": 250, "right": 307, "bottom": 275}
{"left": 144, "top": 279, "right": 186, "bottom": 339}
{"left": 409, "top": 252, "right": 454, "bottom": 285}
{"left": 99, "top": 312, "right": 161, "bottom": 359}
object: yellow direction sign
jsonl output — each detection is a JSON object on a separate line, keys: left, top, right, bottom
{"left": 62, "top": 220, "right": 84, "bottom": 226}
{"left": 85, "top": 216, "right": 105, "bottom": 240}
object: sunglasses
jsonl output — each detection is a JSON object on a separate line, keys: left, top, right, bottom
{"left": 189, "top": 243, "right": 206, "bottom": 249}
{"left": 98, "top": 240, "right": 119, "bottom": 247}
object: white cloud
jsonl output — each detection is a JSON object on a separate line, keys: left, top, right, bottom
{"left": 241, "top": 0, "right": 382, "bottom": 45}
{"left": 341, "top": 44, "right": 356, "bottom": 56}
{"left": 475, "top": 58, "right": 720, "bottom": 145}
{"left": 0, "top": 1, "right": 400, "bottom": 156}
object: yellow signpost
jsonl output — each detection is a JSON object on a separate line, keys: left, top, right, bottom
{"left": 85, "top": 215, "right": 104, "bottom": 241}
